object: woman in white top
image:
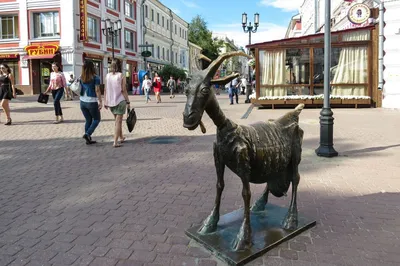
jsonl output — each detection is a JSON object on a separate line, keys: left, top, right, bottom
{"left": 104, "top": 59, "right": 131, "bottom": 147}
{"left": 141, "top": 75, "right": 152, "bottom": 103}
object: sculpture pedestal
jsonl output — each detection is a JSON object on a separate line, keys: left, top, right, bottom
{"left": 186, "top": 204, "right": 316, "bottom": 266}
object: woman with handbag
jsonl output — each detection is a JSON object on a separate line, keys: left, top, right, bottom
{"left": 153, "top": 72, "right": 162, "bottom": 103}
{"left": 79, "top": 60, "right": 102, "bottom": 145}
{"left": 44, "top": 62, "right": 67, "bottom": 124}
{"left": 0, "top": 63, "right": 16, "bottom": 125}
{"left": 104, "top": 59, "right": 131, "bottom": 148}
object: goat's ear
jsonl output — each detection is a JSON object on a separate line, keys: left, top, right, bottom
{"left": 210, "top": 73, "right": 240, "bottom": 86}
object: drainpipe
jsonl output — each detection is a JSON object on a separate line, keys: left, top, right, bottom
{"left": 376, "top": 0, "right": 385, "bottom": 93}
{"left": 169, "top": 8, "right": 174, "bottom": 65}
{"left": 315, "top": 0, "right": 319, "bottom": 33}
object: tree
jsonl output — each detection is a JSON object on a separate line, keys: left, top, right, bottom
{"left": 159, "top": 64, "right": 187, "bottom": 83}
{"left": 189, "top": 15, "right": 223, "bottom": 61}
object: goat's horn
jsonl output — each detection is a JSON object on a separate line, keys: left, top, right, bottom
{"left": 205, "top": 51, "right": 251, "bottom": 80}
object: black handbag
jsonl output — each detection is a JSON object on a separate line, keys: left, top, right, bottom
{"left": 37, "top": 93, "right": 49, "bottom": 104}
{"left": 126, "top": 107, "right": 137, "bottom": 133}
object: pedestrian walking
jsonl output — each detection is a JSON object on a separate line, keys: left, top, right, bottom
{"left": 153, "top": 72, "right": 162, "bottom": 103}
{"left": 0, "top": 63, "right": 16, "bottom": 125}
{"left": 167, "top": 76, "right": 176, "bottom": 98}
{"left": 229, "top": 75, "right": 241, "bottom": 105}
{"left": 44, "top": 62, "right": 67, "bottom": 124}
{"left": 65, "top": 74, "right": 74, "bottom": 100}
{"left": 141, "top": 75, "right": 152, "bottom": 103}
{"left": 240, "top": 76, "right": 247, "bottom": 95}
{"left": 104, "top": 59, "right": 131, "bottom": 148}
{"left": 79, "top": 60, "right": 102, "bottom": 145}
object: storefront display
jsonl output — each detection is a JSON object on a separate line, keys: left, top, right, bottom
{"left": 248, "top": 25, "right": 378, "bottom": 108}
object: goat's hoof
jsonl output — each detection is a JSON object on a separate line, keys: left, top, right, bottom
{"left": 232, "top": 237, "right": 252, "bottom": 251}
{"left": 282, "top": 214, "right": 298, "bottom": 230}
{"left": 198, "top": 223, "right": 217, "bottom": 234}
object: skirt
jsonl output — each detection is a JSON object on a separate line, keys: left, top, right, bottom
{"left": 110, "top": 100, "right": 127, "bottom": 115}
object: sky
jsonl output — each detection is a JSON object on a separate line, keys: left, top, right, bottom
{"left": 159, "top": 0, "right": 304, "bottom": 49}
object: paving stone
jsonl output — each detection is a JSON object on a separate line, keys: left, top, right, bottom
{"left": 105, "top": 248, "right": 133, "bottom": 260}
{"left": 51, "top": 253, "right": 79, "bottom": 265}
{"left": 88, "top": 257, "right": 118, "bottom": 266}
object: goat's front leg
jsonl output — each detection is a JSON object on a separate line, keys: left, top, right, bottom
{"left": 282, "top": 170, "right": 300, "bottom": 230}
{"left": 232, "top": 150, "right": 252, "bottom": 251}
{"left": 198, "top": 142, "right": 225, "bottom": 234}
{"left": 251, "top": 184, "right": 269, "bottom": 212}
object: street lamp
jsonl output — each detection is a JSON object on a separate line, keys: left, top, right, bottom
{"left": 242, "top": 12, "right": 259, "bottom": 103}
{"left": 102, "top": 18, "right": 122, "bottom": 60}
{"left": 315, "top": 0, "right": 338, "bottom": 157}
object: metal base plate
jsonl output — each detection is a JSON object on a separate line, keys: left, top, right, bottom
{"left": 186, "top": 204, "right": 316, "bottom": 266}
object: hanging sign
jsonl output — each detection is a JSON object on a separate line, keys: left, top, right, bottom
{"left": 348, "top": 3, "right": 371, "bottom": 25}
{"left": 79, "top": 0, "right": 88, "bottom": 41}
{"left": 24, "top": 44, "right": 59, "bottom": 56}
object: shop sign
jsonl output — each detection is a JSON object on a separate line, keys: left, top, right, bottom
{"left": 84, "top": 53, "right": 103, "bottom": 60}
{"left": 0, "top": 53, "right": 18, "bottom": 59}
{"left": 348, "top": 3, "right": 371, "bottom": 25}
{"left": 79, "top": 0, "right": 88, "bottom": 41}
{"left": 24, "top": 44, "right": 59, "bottom": 56}
{"left": 141, "top": 51, "right": 152, "bottom": 57}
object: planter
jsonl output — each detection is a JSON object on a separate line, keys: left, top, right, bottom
{"left": 313, "top": 99, "right": 323, "bottom": 104}
{"left": 330, "top": 99, "right": 342, "bottom": 104}
{"left": 285, "top": 99, "right": 313, "bottom": 105}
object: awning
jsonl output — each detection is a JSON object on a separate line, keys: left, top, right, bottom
{"left": 22, "top": 54, "right": 56, "bottom": 60}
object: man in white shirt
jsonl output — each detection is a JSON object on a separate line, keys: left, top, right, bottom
{"left": 229, "top": 74, "right": 241, "bottom": 105}
{"left": 240, "top": 76, "right": 247, "bottom": 95}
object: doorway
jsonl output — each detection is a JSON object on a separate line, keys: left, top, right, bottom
{"left": 40, "top": 61, "right": 52, "bottom": 93}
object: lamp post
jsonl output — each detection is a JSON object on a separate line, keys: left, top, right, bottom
{"left": 242, "top": 12, "right": 259, "bottom": 103}
{"left": 315, "top": 0, "right": 338, "bottom": 157}
{"left": 102, "top": 18, "right": 122, "bottom": 60}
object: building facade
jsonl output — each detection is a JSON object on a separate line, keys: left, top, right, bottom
{"left": 285, "top": 14, "right": 302, "bottom": 38}
{"left": 298, "top": 0, "right": 400, "bottom": 108}
{"left": 139, "top": 0, "right": 189, "bottom": 76}
{"left": 0, "top": 0, "right": 140, "bottom": 94}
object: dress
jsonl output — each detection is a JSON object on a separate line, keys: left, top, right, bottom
{"left": 153, "top": 77, "right": 162, "bottom": 93}
{"left": 0, "top": 74, "right": 12, "bottom": 100}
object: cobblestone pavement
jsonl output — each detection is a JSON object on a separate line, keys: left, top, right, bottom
{"left": 0, "top": 93, "right": 399, "bottom": 266}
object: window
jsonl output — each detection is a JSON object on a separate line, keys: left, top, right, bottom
{"left": 125, "top": 1, "right": 133, "bottom": 18}
{"left": 162, "top": 47, "right": 165, "bottom": 60}
{"left": 145, "top": 5, "right": 148, "bottom": 18}
{"left": 0, "top": 15, "right": 18, "bottom": 39}
{"left": 166, "top": 20, "right": 169, "bottom": 30}
{"left": 174, "top": 24, "right": 177, "bottom": 34}
{"left": 125, "top": 29, "right": 135, "bottom": 51}
{"left": 33, "top": 12, "right": 59, "bottom": 38}
{"left": 162, "top": 16, "right": 164, "bottom": 27}
{"left": 87, "top": 16, "right": 99, "bottom": 42}
{"left": 107, "top": 33, "right": 120, "bottom": 48}
{"left": 106, "top": 0, "right": 117, "bottom": 10}
{"left": 167, "top": 49, "right": 169, "bottom": 61}
{"left": 157, "top": 13, "right": 159, "bottom": 25}
{"left": 175, "top": 52, "right": 177, "bottom": 63}
{"left": 157, "top": 46, "right": 160, "bottom": 59}
{"left": 151, "top": 9, "right": 154, "bottom": 21}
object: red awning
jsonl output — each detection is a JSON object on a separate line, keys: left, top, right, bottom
{"left": 22, "top": 54, "right": 56, "bottom": 60}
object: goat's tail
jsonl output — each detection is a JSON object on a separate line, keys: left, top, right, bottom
{"left": 274, "top": 104, "right": 305, "bottom": 126}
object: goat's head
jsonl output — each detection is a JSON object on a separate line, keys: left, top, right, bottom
{"left": 182, "top": 51, "right": 251, "bottom": 133}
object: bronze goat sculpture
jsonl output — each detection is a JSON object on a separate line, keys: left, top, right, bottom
{"left": 183, "top": 51, "right": 305, "bottom": 251}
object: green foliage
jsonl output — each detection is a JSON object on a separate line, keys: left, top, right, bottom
{"left": 159, "top": 64, "right": 187, "bottom": 82}
{"left": 189, "top": 15, "right": 223, "bottom": 61}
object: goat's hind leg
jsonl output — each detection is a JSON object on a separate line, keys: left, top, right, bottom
{"left": 251, "top": 184, "right": 269, "bottom": 212}
{"left": 282, "top": 165, "right": 300, "bottom": 230}
{"left": 198, "top": 142, "right": 225, "bottom": 234}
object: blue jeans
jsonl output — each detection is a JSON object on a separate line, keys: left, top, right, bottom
{"left": 229, "top": 87, "right": 238, "bottom": 104}
{"left": 52, "top": 88, "right": 64, "bottom": 116}
{"left": 80, "top": 101, "right": 101, "bottom": 136}
{"left": 145, "top": 89, "right": 151, "bottom": 101}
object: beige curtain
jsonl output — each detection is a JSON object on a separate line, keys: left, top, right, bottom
{"left": 331, "top": 30, "right": 369, "bottom": 96}
{"left": 261, "top": 50, "right": 286, "bottom": 97}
